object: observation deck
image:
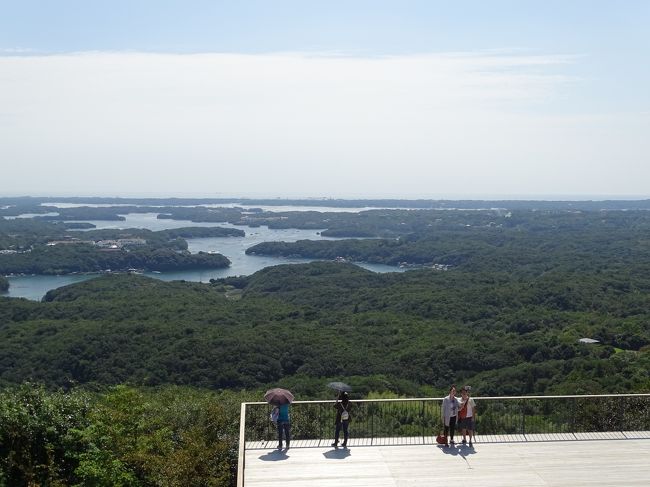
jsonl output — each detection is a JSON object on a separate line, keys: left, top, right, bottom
{"left": 238, "top": 394, "right": 650, "bottom": 486}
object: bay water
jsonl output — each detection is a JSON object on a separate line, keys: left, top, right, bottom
{"left": 3, "top": 211, "right": 403, "bottom": 300}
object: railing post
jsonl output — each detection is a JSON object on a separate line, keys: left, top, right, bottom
{"left": 237, "top": 403, "right": 247, "bottom": 487}
{"left": 521, "top": 400, "right": 526, "bottom": 437}
{"left": 421, "top": 400, "right": 425, "bottom": 444}
{"left": 371, "top": 405, "right": 375, "bottom": 444}
{"left": 620, "top": 396, "right": 625, "bottom": 432}
{"left": 571, "top": 397, "right": 577, "bottom": 434}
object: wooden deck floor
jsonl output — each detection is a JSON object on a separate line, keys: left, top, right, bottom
{"left": 243, "top": 434, "right": 650, "bottom": 486}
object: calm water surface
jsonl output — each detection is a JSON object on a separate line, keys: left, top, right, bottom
{"left": 3, "top": 212, "right": 404, "bottom": 300}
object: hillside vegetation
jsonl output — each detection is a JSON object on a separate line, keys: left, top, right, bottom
{"left": 1, "top": 261, "right": 648, "bottom": 396}
{"left": 0, "top": 384, "right": 244, "bottom": 487}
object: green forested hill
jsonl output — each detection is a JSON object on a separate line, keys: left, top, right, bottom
{"left": 1, "top": 262, "right": 648, "bottom": 396}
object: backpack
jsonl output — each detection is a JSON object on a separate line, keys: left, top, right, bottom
{"left": 341, "top": 404, "right": 350, "bottom": 421}
{"left": 270, "top": 407, "right": 279, "bottom": 423}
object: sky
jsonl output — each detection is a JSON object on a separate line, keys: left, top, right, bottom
{"left": 1, "top": 0, "right": 649, "bottom": 200}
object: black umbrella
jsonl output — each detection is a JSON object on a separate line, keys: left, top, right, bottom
{"left": 327, "top": 381, "right": 352, "bottom": 392}
{"left": 264, "top": 388, "right": 294, "bottom": 405}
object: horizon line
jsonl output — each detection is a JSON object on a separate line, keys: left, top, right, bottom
{"left": 2, "top": 193, "right": 649, "bottom": 202}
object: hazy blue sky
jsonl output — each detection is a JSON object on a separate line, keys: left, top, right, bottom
{"left": 1, "top": 1, "right": 648, "bottom": 199}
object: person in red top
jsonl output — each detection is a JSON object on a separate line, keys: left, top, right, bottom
{"left": 458, "top": 385, "right": 477, "bottom": 447}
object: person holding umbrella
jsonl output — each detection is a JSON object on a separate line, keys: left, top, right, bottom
{"left": 265, "top": 388, "right": 294, "bottom": 450}
{"left": 328, "top": 382, "right": 352, "bottom": 448}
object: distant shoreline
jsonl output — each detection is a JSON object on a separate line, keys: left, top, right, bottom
{"left": 2, "top": 195, "right": 649, "bottom": 211}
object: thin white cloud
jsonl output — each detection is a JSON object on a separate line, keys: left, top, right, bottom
{"left": 0, "top": 47, "right": 37, "bottom": 54}
{"left": 0, "top": 51, "right": 647, "bottom": 198}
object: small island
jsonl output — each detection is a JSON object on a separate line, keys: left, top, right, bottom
{"left": 0, "top": 220, "right": 234, "bottom": 275}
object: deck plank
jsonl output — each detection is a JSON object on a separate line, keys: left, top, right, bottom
{"left": 244, "top": 436, "right": 650, "bottom": 486}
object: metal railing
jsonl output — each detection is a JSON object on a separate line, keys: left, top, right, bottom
{"left": 237, "top": 394, "right": 650, "bottom": 486}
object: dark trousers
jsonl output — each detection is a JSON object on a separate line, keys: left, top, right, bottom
{"left": 334, "top": 420, "right": 349, "bottom": 445}
{"left": 277, "top": 421, "right": 290, "bottom": 447}
{"left": 444, "top": 416, "right": 457, "bottom": 440}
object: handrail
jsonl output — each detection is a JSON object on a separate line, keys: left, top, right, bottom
{"left": 242, "top": 393, "right": 650, "bottom": 405}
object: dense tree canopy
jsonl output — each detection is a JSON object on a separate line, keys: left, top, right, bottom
{"left": 0, "top": 384, "right": 243, "bottom": 486}
{"left": 1, "top": 262, "right": 648, "bottom": 396}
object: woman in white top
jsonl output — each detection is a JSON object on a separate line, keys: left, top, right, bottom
{"left": 441, "top": 384, "right": 460, "bottom": 446}
{"left": 458, "top": 385, "right": 477, "bottom": 447}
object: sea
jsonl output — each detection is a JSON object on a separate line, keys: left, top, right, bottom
{"left": 2, "top": 205, "right": 405, "bottom": 301}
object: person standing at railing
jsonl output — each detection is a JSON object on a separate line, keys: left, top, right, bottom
{"left": 441, "top": 384, "right": 460, "bottom": 447}
{"left": 276, "top": 403, "right": 291, "bottom": 450}
{"left": 332, "top": 391, "right": 351, "bottom": 448}
{"left": 458, "top": 385, "right": 477, "bottom": 448}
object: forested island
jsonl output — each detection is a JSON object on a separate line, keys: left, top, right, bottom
{"left": 246, "top": 209, "right": 650, "bottom": 271}
{"left": 0, "top": 220, "right": 239, "bottom": 276}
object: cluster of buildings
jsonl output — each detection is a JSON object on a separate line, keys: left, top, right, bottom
{"left": 45, "top": 238, "right": 147, "bottom": 249}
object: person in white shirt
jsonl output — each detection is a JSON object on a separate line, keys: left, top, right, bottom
{"left": 441, "top": 384, "right": 460, "bottom": 446}
{"left": 458, "top": 385, "right": 477, "bottom": 447}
